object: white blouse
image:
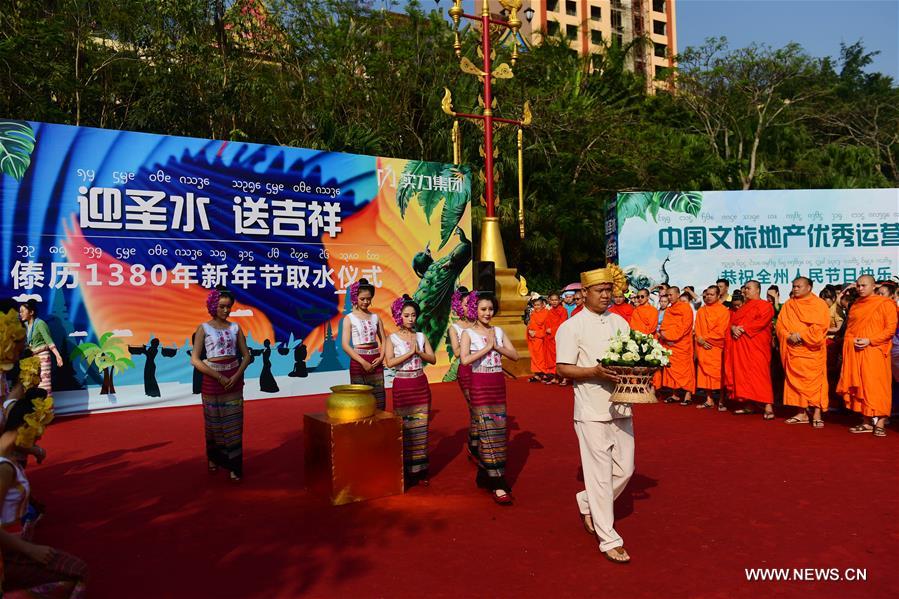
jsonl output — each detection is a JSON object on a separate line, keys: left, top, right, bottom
{"left": 464, "top": 326, "right": 505, "bottom": 373}
{"left": 390, "top": 332, "right": 426, "bottom": 372}
{"left": 349, "top": 313, "right": 380, "bottom": 346}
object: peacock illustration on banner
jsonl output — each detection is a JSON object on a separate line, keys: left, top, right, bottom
{"left": 616, "top": 191, "right": 704, "bottom": 231}
{"left": 395, "top": 160, "right": 473, "bottom": 353}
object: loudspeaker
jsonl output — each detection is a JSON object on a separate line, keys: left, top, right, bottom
{"left": 476, "top": 261, "right": 496, "bottom": 294}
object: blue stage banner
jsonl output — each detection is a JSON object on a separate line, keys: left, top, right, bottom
{"left": 0, "top": 120, "right": 472, "bottom": 414}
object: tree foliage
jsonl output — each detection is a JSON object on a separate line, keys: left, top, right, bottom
{"left": 0, "top": 0, "right": 895, "bottom": 288}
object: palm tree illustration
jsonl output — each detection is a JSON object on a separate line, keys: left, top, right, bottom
{"left": 70, "top": 332, "right": 135, "bottom": 395}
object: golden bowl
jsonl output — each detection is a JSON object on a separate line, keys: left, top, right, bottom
{"left": 327, "top": 384, "right": 377, "bottom": 421}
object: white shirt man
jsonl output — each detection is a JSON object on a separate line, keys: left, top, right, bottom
{"left": 556, "top": 266, "right": 634, "bottom": 564}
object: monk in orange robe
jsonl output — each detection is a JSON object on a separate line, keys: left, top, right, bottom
{"left": 544, "top": 292, "right": 568, "bottom": 384}
{"left": 571, "top": 290, "right": 585, "bottom": 316}
{"left": 776, "top": 277, "right": 831, "bottom": 428}
{"left": 725, "top": 280, "right": 775, "bottom": 419}
{"left": 526, "top": 297, "right": 550, "bottom": 382}
{"left": 630, "top": 288, "right": 659, "bottom": 335}
{"left": 837, "top": 275, "right": 898, "bottom": 437}
{"left": 654, "top": 286, "right": 696, "bottom": 404}
{"left": 694, "top": 286, "right": 730, "bottom": 409}
{"left": 608, "top": 293, "right": 635, "bottom": 322}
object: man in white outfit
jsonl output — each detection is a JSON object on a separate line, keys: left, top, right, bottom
{"left": 556, "top": 265, "right": 634, "bottom": 564}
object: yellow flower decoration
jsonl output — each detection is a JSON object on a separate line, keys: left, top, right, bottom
{"left": 15, "top": 395, "right": 55, "bottom": 449}
{"left": 0, "top": 309, "right": 26, "bottom": 372}
{"left": 607, "top": 263, "right": 629, "bottom": 297}
{"left": 18, "top": 356, "right": 42, "bottom": 390}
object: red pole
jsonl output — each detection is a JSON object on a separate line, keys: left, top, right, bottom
{"left": 481, "top": 4, "right": 495, "bottom": 219}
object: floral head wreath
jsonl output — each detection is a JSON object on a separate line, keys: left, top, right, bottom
{"left": 18, "top": 356, "right": 41, "bottom": 390}
{"left": 349, "top": 281, "right": 361, "bottom": 305}
{"left": 206, "top": 288, "right": 222, "bottom": 318}
{"left": 390, "top": 297, "right": 405, "bottom": 327}
{"left": 15, "top": 395, "right": 55, "bottom": 449}
{"left": 0, "top": 309, "right": 26, "bottom": 372}
{"left": 451, "top": 289, "right": 469, "bottom": 319}
{"left": 465, "top": 291, "right": 480, "bottom": 321}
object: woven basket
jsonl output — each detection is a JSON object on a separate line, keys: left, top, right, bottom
{"left": 605, "top": 365, "right": 660, "bottom": 404}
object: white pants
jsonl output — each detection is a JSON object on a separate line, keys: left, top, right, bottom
{"left": 574, "top": 418, "right": 635, "bottom": 552}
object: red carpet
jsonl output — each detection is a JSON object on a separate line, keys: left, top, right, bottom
{"left": 28, "top": 381, "right": 897, "bottom": 598}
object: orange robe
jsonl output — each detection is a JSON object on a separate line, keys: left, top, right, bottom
{"left": 694, "top": 302, "right": 730, "bottom": 391}
{"left": 775, "top": 295, "right": 830, "bottom": 409}
{"left": 725, "top": 299, "right": 774, "bottom": 404}
{"left": 608, "top": 302, "right": 635, "bottom": 322}
{"left": 630, "top": 304, "right": 659, "bottom": 335}
{"left": 571, "top": 305, "right": 584, "bottom": 316}
{"left": 835, "top": 295, "right": 898, "bottom": 417}
{"left": 654, "top": 301, "right": 695, "bottom": 393}
{"left": 544, "top": 305, "right": 568, "bottom": 375}
{"left": 526, "top": 307, "right": 550, "bottom": 374}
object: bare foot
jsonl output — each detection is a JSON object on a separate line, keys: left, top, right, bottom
{"left": 604, "top": 547, "right": 631, "bottom": 563}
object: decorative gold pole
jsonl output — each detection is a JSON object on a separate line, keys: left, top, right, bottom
{"left": 517, "top": 127, "right": 524, "bottom": 239}
{"left": 443, "top": 0, "right": 533, "bottom": 376}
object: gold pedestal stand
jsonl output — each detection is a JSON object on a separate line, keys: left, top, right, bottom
{"left": 481, "top": 217, "right": 531, "bottom": 377}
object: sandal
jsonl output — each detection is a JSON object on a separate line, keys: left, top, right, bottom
{"left": 493, "top": 489, "right": 513, "bottom": 505}
{"left": 849, "top": 424, "right": 874, "bottom": 434}
{"left": 733, "top": 408, "right": 755, "bottom": 415}
{"left": 763, "top": 412, "right": 775, "bottom": 420}
{"left": 528, "top": 376, "right": 542, "bottom": 383}
{"left": 717, "top": 404, "right": 728, "bottom": 412}
{"left": 663, "top": 397, "right": 679, "bottom": 404}
{"left": 680, "top": 398, "right": 692, "bottom": 406}
{"left": 812, "top": 419, "right": 824, "bottom": 429}
{"left": 696, "top": 402, "right": 715, "bottom": 409}
{"left": 604, "top": 547, "right": 631, "bottom": 564}
{"left": 784, "top": 416, "right": 809, "bottom": 424}
{"left": 208, "top": 461, "right": 218, "bottom": 474}
{"left": 229, "top": 471, "right": 242, "bottom": 482}
{"left": 873, "top": 426, "right": 887, "bottom": 437}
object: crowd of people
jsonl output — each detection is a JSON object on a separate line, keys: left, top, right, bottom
{"left": 0, "top": 300, "right": 88, "bottom": 597}
{"left": 526, "top": 274, "right": 899, "bottom": 436}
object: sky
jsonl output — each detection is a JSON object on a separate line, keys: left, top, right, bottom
{"left": 673, "top": 0, "right": 898, "bottom": 78}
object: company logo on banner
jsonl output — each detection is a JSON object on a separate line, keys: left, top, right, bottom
{"left": 608, "top": 189, "right": 899, "bottom": 291}
{"left": 0, "top": 120, "right": 472, "bottom": 414}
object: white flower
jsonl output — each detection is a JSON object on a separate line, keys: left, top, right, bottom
{"left": 621, "top": 351, "right": 638, "bottom": 363}
{"left": 626, "top": 340, "right": 639, "bottom": 354}
{"left": 660, "top": 355, "right": 670, "bottom": 366}
{"left": 610, "top": 340, "right": 623, "bottom": 353}
{"left": 607, "top": 352, "right": 621, "bottom": 362}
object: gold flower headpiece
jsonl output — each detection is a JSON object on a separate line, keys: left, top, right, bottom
{"left": 18, "top": 356, "right": 41, "bottom": 390}
{"left": 0, "top": 309, "right": 25, "bottom": 372}
{"left": 15, "top": 395, "right": 54, "bottom": 449}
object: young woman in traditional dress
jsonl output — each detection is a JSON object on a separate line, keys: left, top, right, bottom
{"left": 460, "top": 292, "right": 519, "bottom": 505}
{"left": 18, "top": 300, "right": 63, "bottom": 395}
{"left": 340, "top": 278, "right": 387, "bottom": 410}
{"left": 190, "top": 288, "right": 251, "bottom": 482}
{"left": 448, "top": 287, "right": 478, "bottom": 460}
{"left": 385, "top": 295, "right": 436, "bottom": 488}
{"left": 0, "top": 393, "right": 88, "bottom": 597}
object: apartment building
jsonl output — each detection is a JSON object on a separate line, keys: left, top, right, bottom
{"left": 492, "top": 0, "right": 677, "bottom": 89}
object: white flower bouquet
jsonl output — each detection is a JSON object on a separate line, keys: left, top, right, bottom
{"left": 600, "top": 330, "right": 671, "bottom": 368}
{"left": 598, "top": 330, "right": 672, "bottom": 404}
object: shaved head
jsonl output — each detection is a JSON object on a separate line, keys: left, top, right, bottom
{"left": 743, "top": 280, "right": 761, "bottom": 300}
{"left": 791, "top": 277, "right": 813, "bottom": 299}
{"left": 857, "top": 275, "right": 876, "bottom": 298}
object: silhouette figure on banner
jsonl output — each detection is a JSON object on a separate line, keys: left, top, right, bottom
{"left": 251, "top": 339, "right": 279, "bottom": 393}
{"left": 128, "top": 338, "right": 176, "bottom": 397}
{"left": 187, "top": 332, "right": 205, "bottom": 394}
{"left": 289, "top": 344, "right": 308, "bottom": 378}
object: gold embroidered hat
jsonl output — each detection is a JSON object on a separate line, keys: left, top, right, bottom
{"left": 579, "top": 263, "right": 628, "bottom": 296}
